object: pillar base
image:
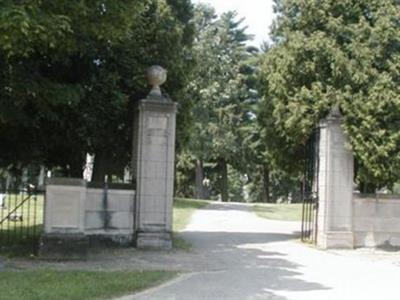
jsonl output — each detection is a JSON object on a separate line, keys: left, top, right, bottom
{"left": 136, "top": 232, "right": 172, "bottom": 250}
{"left": 39, "top": 233, "right": 89, "bottom": 260}
{"left": 318, "top": 231, "right": 354, "bottom": 249}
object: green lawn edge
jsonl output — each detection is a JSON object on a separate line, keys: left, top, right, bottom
{"left": 252, "top": 203, "right": 303, "bottom": 222}
{"left": 173, "top": 198, "right": 210, "bottom": 250}
{"left": 0, "top": 270, "right": 177, "bottom": 300}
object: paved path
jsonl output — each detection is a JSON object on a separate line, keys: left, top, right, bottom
{"left": 119, "top": 202, "right": 400, "bottom": 300}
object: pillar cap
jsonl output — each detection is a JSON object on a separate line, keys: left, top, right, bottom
{"left": 146, "top": 65, "right": 167, "bottom": 99}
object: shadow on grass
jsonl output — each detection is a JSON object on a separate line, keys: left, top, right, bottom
{"left": 0, "top": 224, "right": 42, "bottom": 257}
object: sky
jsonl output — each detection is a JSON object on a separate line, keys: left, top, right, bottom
{"left": 192, "top": 0, "right": 276, "bottom": 46}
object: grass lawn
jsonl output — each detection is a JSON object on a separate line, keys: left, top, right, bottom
{"left": 173, "top": 198, "right": 210, "bottom": 231}
{"left": 0, "top": 193, "right": 44, "bottom": 257}
{"left": 172, "top": 198, "right": 210, "bottom": 250}
{"left": 252, "top": 203, "right": 303, "bottom": 222}
{"left": 0, "top": 270, "right": 176, "bottom": 300}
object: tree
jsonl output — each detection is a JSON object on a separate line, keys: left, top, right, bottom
{"left": 177, "top": 4, "right": 255, "bottom": 201}
{"left": 0, "top": 0, "right": 195, "bottom": 180}
{"left": 259, "top": 0, "right": 400, "bottom": 190}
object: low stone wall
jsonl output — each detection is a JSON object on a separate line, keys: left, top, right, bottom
{"left": 43, "top": 178, "right": 135, "bottom": 253}
{"left": 353, "top": 194, "right": 400, "bottom": 248}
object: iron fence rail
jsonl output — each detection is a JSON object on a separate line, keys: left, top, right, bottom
{"left": 0, "top": 185, "right": 44, "bottom": 254}
{"left": 301, "top": 127, "right": 320, "bottom": 244}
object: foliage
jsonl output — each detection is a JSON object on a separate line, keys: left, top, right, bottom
{"left": 176, "top": 4, "right": 258, "bottom": 201}
{"left": 186, "top": 7, "right": 251, "bottom": 162}
{"left": 259, "top": 0, "right": 400, "bottom": 188}
{"left": 0, "top": 0, "right": 194, "bottom": 178}
{"left": 175, "top": 151, "right": 196, "bottom": 198}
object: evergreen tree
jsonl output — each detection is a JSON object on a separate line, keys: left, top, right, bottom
{"left": 259, "top": 0, "right": 400, "bottom": 190}
{"left": 179, "top": 4, "right": 254, "bottom": 201}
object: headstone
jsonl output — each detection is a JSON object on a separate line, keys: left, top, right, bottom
{"left": 38, "top": 166, "right": 46, "bottom": 189}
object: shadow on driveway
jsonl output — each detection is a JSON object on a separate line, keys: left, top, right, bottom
{"left": 130, "top": 230, "right": 330, "bottom": 300}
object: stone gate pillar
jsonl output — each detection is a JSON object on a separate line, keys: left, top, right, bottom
{"left": 134, "top": 66, "right": 177, "bottom": 249}
{"left": 317, "top": 108, "right": 354, "bottom": 249}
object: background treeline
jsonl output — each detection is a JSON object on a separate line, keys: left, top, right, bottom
{"left": 1, "top": 0, "right": 399, "bottom": 201}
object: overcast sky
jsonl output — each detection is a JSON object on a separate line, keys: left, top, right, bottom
{"left": 192, "top": 0, "right": 275, "bottom": 46}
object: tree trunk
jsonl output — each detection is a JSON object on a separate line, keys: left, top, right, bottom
{"left": 92, "top": 151, "right": 108, "bottom": 182}
{"left": 219, "top": 158, "right": 229, "bottom": 202}
{"left": 67, "top": 155, "right": 84, "bottom": 178}
{"left": 262, "top": 165, "right": 271, "bottom": 203}
{"left": 70, "top": 164, "right": 83, "bottom": 178}
{"left": 359, "top": 182, "right": 376, "bottom": 194}
{"left": 195, "top": 159, "right": 205, "bottom": 199}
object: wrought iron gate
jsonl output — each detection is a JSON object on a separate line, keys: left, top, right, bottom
{"left": 301, "top": 128, "right": 320, "bottom": 243}
{"left": 0, "top": 184, "right": 44, "bottom": 255}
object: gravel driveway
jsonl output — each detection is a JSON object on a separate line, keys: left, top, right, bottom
{"left": 118, "top": 202, "right": 400, "bottom": 300}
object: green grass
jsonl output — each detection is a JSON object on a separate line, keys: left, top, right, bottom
{"left": 173, "top": 198, "right": 210, "bottom": 231}
{"left": 0, "top": 270, "right": 176, "bottom": 300}
{"left": 172, "top": 198, "right": 210, "bottom": 250}
{"left": 0, "top": 194, "right": 44, "bottom": 257}
{"left": 253, "top": 203, "right": 303, "bottom": 221}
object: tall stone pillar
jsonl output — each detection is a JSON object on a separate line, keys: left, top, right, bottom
{"left": 135, "top": 66, "right": 177, "bottom": 249}
{"left": 317, "top": 108, "right": 354, "bottom": 249}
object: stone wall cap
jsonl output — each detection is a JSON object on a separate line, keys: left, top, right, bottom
{"left": 353, "top": 192, "right": 400, "bottom": 200}
{"left": 46, "top": 177, "right": 87, "bottom": 187}
{"left": 140, "top": 98, "right": 177, "bottom": 105}
{"left": 139, "top": 99, "right": 178, "bottom": 112}
{"left": 87, "top": 182, "right": 135, "bottom": 190}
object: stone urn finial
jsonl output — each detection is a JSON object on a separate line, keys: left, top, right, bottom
{"left": 146, "top": 65, "right": 167, "bottom": 98}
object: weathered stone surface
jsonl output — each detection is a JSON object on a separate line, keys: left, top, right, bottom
{"left": 353, "top": 195, "right": 400, "bottom": 247}
{"left": 134, "top": 96, "right": 177, "bottom": 250}
{"left": 45, "top": 182, "right": 86, "bottom": 234}
{"left": 43, "top": 179, "right": 135, "bottom": 249}
{"left": 146, "top": 65, "right": 167, "bottom": 98}
{"left": 319, "top": 231, "right": 354, "bottom": 249}
{"left": 136, "top": 232, "right": 172, "bottom": 250}
{"left": 88, "top": 234, "right": 134, "bottom": 248}
{"left": 317, "top": 111, "right": 354, "bottom": 249}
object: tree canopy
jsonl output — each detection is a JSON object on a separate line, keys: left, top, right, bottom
{"left": 0, "top": 0, "right": 194, "bottom": 179}
{"left": 259, "top": 0, "right": 400, "bottom": 189}
{"left": 175, "top": 4, "right": 260, "bottom": 201}
{"left": 1, "top": 0, "right": 398, "bottom": 199}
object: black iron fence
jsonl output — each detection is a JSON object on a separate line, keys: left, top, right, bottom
{"left": 301, "top": 192, "right": 318, "bottom": 243}
{"left": 0, "top": 184, "right": 44, "bottom": 255}
{"left": 301, "top": 128, "right": 320, "bottom": 244}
